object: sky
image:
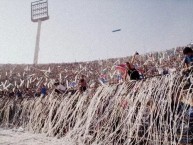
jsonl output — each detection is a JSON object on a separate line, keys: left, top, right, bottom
{"left": 0, "top": 0, "right": 193, "bottom": 64}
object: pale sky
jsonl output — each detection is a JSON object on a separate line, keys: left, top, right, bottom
{"left": 0, "top": 0, "right": 193, "bottom": 64}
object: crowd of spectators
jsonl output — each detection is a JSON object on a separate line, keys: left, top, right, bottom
{"left": 0, "top": 44, "right": 192, "bottom": 98}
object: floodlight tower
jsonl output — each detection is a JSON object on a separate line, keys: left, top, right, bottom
{"left": 31, "top": 0, "right": 49, "bottom": 65}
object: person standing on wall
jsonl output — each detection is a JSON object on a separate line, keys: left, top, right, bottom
{"left": 125, "top": 52, "right": 141, "bottom": 81}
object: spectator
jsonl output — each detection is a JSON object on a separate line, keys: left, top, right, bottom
{"left": 55, "top": 82, "right": 67, "bottom": 94}
{"left": 163, "top": 68, "right": 169, "bottom": 75}
{"left": 40, "top": 84, "right": 47, "bottom": 97}
{"left": 16, "top": 89, "right": 22, "bottom": 98}
{"left": 79, "top": 75, "right": 87, "bottom": 93}
{"left": 9, "top": 90, "right": 15, "bottom": 97}
{"left": 183, "top": 47, "right": 193, "bottom": 69}
{"left": 125, "top": 62, "right": 140, "bottom": 81}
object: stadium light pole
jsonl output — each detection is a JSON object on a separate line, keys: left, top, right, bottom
{"left": 31, "top": 0, "right": 49, "bottom": 65}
